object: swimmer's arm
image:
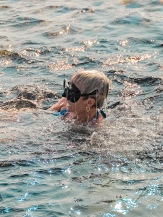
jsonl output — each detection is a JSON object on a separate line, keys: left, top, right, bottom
{"left": 48, "top": 97, "right": 67, "bottom": 111}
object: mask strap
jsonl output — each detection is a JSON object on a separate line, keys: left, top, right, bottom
{"left": 63, "top": 79, "right": 69, "bottom": 89}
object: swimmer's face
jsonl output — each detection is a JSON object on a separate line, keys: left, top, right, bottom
{"left": 62, "top": 79, "right": 97, "bottom": 115}
{"left": 66, "top": 81, "right": 96, "bottom": 115}
{"left": 67, "top": 95, "right": 88, "bottom": 114}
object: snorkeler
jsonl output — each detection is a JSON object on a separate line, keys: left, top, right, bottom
{"left": 48, "top": 70, "right": 111, "bottom": 124}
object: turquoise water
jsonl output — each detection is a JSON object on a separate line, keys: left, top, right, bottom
{"left": 0, "top": 0, "right": 163, "bottom": 216}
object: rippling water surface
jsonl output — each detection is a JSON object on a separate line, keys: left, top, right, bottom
{"left": 0, "top": 0, "right": 163, "bottom": 216}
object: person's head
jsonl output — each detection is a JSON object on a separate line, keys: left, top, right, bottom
{"left": 62, "top": 70, "right": 111, "bottom": 114}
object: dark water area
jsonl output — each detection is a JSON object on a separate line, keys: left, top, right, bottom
{"left": 0, "top": 0, "right": 163, "bottom": 216}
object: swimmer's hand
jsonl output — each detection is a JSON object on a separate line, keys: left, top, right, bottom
{"left": 48, "top": 97, "right": 67, "bottom": 111}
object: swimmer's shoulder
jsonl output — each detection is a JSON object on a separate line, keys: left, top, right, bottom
{"left": 48, "top": 97, "right": 67, "bottom": 111}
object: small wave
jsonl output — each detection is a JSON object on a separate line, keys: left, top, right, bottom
{"left": 106, "top": 70, "right": 162, "bottom": 87}
{"left": 0, "top": 49, "right": 29, "bottom": 64}
{"left": 12, "top": 17, "right": 46, "bottom": 28}
{"left": 0, "top": 50, "right": 18, "bottom": 58}
{"left": 129, "top": 76, "right": 162, "bottom": 85}
{"left": 121, "top": 0, "right": 142, "bottom": 8}
{"left": 44, "top": 25, "right": 79, "bottom": 38}
{"left": 45, "top": 5, "right": 61, "bottom": 10}
{"left": 128, "top": 37, "right": 155, "bottom": 45}
{"left": 0, "top": 159, "right": 34, "bottom": 168}
{"left": 112, "top": 15, "right": 151, "bottom": 26}
{"left": 0, "top": 6, "right": 10, "bottom": 10}
{"left": 45, "top": 5, "right": 77, "bottom": 13}
{"left": 103, "top": 53, "right": 154, "bottom": 67}
{"left": 78, "top": 8, "right": 95, "bottom": 14}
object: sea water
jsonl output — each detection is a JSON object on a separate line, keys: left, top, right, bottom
{"left": 0, "top": 0, "right": 163, "bottom": 216}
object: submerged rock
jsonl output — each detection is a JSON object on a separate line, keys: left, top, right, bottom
{"left": 17, "top": 90, "right": 56, "bottom": 100}
{"left": 0, "top": 85, "right": 57, "bottom": 110}
{"left": 1, "top": 99, "right": 37, "bottom": 110}
{"left": 12, "top": 85, "right": 57, "bottom": 101}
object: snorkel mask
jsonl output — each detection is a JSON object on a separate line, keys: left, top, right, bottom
{"left": 62, "top": 79, "right": 97, "bottom": 103}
